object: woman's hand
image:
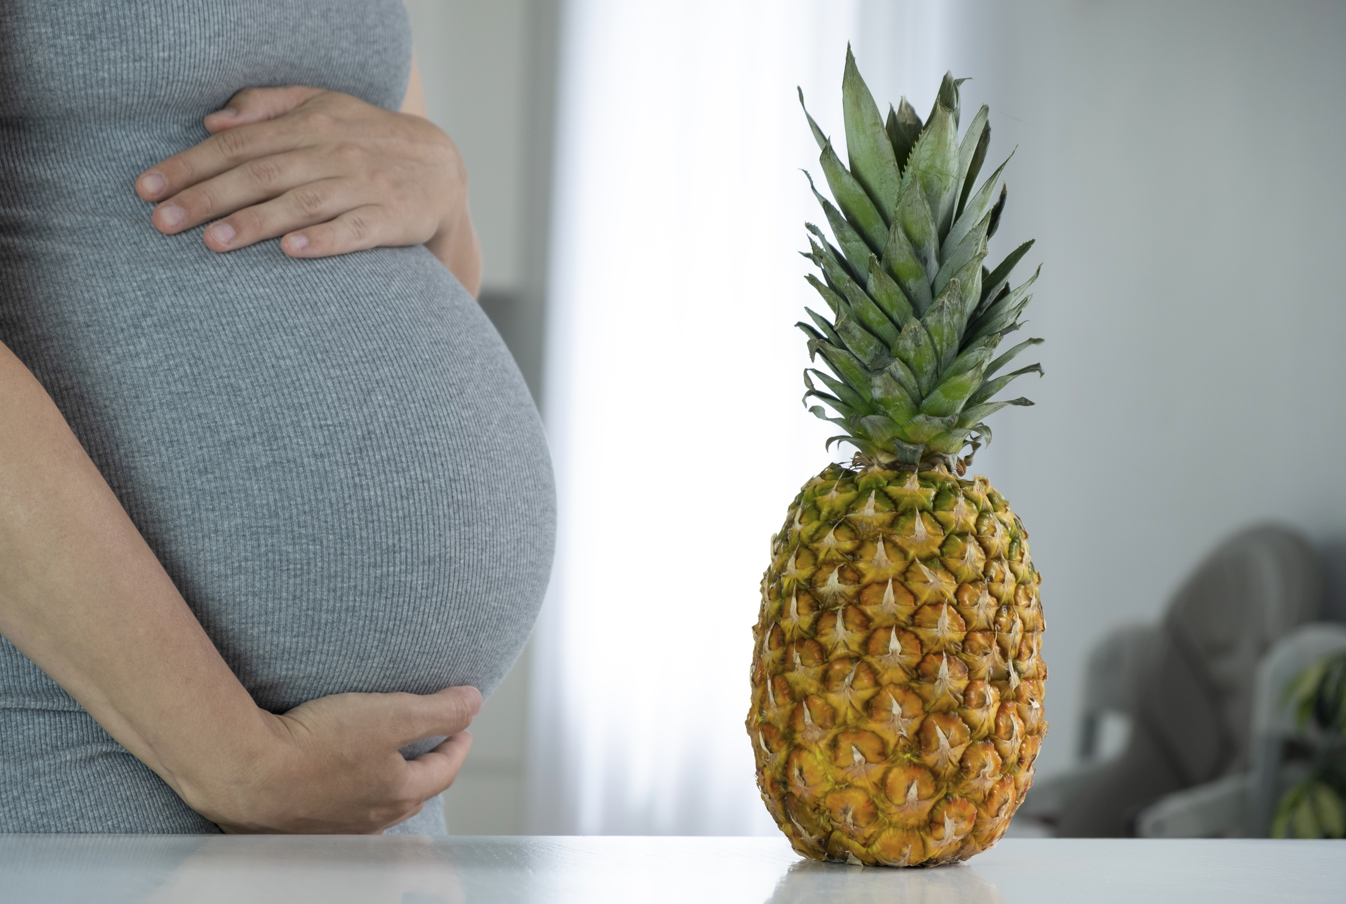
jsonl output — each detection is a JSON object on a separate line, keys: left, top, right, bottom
{"left": 185, "top": 685, "right": 482, "bottom": 835}
{"left": 134, "top": 86, "right": 482, "bottom": 294}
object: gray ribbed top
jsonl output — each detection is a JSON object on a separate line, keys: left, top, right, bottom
{"left": 0, "top": 0, "right": 555, "bottom": 833}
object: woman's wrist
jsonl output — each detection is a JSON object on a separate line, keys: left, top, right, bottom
{"left": 152, "top": 703, "right": 285, "bottom": 827}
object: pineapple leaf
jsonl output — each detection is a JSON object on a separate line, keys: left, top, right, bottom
{"left": 809, "top": 367, "right": 871, "bottom": 414}
{"left": 806, "top": 172, "right": 877, "bottom": 273}
{"left": 894, "top": 180, "right": 940, "bottom": 286}
{"left": 926, "top": 72, "right": 961, "bottom": 130}
{"left": 985, "top": 337, "right": 1044, "bottom": 380}
{"left": 952, "top": 332, "right": 1006, "bottom": 365}
{"left": 987, "top": 183, "right": 1007, "bottom": 239}
{"left": 934, "top": 208, "right": 991, "bottom": 298}
{"left": 901, "top": 97, "right": 960, "bottom": 242}
{"left": 806, "top": 223, "right": 864, "bottom": 286}
{"left": 842, "top": 46, "right": 902, "bottom": 218}
{"left": 885, "top": 358, "right": 921, "bottom": 400}
{"left": 804, "top": 386, "right": 852, "bottom": 419}
{"left": 824, "top": 433, "right": 858, "bottom": 454}
{"left": 833, "top": 308, "right": 885, "bottom": 367}
{"left": 840, "top": 277, "right": 901, "bottom": 348}
{"left": 957, "top": 398, "right": 1032, "bottom": 429}
{"left": 966, "top": 363, "right": 1043, "bottom": 407}
{"left": 799, "top": 313, "right": 841, "bottom": 347}
{"left": 804, "top": 275, "right": 844, "bottom": 317}
{"left": 804, "top": 238, "right": 853, "bottom": 295}
{"left": 796, "top": 60, "right": 1042, "bottom": 460}
{"left": 926, "top": 428, "right": 971, "bottom": 455}
{"left": 902, "top": 413, "right": 959, "bottom": 444}
{"left": 808, "top": 246, "right": 903, "bottom": 347}
{"left": 921, "top": 279, "right": 965, "bottom": 373}
{"left": 869, "top": 370, "right": 919, "bottom": 423}
{"left": 921, "top": 349, "right": 992, "bottom": 418}
{"left": 807, "top": 339, "right": 872, "bottom": 401}
{"left": 857, "top": 413, "right": 901, "bottom": 443}
{"left": 866, "top": 255, "right": 915, "bottom": 327}
{"left": 893, "top": 318, "right": 938, "bottom": 394}
{"left": 881, "top": 205, "right": 933, "bottom": 315}
{"left": 819, "top": 140, "right": 890, "bottom": 245}
{"left": 887, "top": 97, "right": 924, "bottom": 170}
{"left": 807, "top": 406, "right": 853, "bottom": 433}
{"left": 797, "top": 87, "right": 828, "bottom": 151}
{"left": 969, "top": 299, "right": 1028, "bottom": 349}
{"left": 944, "top": 151, "right": 1014, "bottom": 260}
{"left": 967, "top": 266, "right": 1040, "bottom": 345}
{"left": 888, "top": 438, "right": 928, "bottom": 466}
{"left": 944, "top": 342, "right": 998, "bottom": 380}
{"left": 949, "top": 251, "right": 987, "bottom": 321}
{"left": 955, "top": 105, "right": 990, "bottom": 222}
{"left": 981, "top": 240, "right": 1036, "bottom": 309}
{"left": 857, "top": 416, "right": 926, "bottom": 464}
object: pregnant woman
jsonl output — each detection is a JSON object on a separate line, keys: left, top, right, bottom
{"left": 0, "top": 0, "right": 555, "bottom": 834}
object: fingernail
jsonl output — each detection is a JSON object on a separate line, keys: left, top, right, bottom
{"left": 286, "top": 233, "right": 309, "bottom": 252}
{"left": 214, "top": 107, "right": 238, "bottom": 118}
{"left": 158, "top": 204, "right": 185, "bottom": 228}
{"left": 463, "top": 687, "right": 483, "bottom": 715}
{"left": 209, "top": 222, "right": 235, "bottom": 246}
{"left": 140, "top": 173, "right": 166, "bottom": 196}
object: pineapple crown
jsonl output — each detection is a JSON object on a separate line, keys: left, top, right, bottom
{"left": 797, "top": 47, "right": 1042, "bottom": 473}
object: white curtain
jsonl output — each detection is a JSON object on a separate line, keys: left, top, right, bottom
{"left": 528, "top": 0, "right": 954, "bottom": 835}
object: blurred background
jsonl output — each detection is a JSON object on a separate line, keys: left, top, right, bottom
{"left": 404, "top": 0, "right": 1346, "bottom": 835}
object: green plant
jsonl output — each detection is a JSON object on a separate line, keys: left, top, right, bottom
{"left": 1272, "top": 653, "right": 1346, "bottom": 839}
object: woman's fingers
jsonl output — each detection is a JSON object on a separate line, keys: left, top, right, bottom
{"left": 204, "top": 86, "right": 325, "bottom": 134}
{"left": 401, "top": 731, "right": 474, "bottom": 804}
{"left": 136, "top": 106, "right": 333, "bottom": 206}
{"left": 147, "top": 149, "right": 326, "bottom": 240}
{"left": 387, "top": 686, "right": 482, "bottom": 748}
{"left": 283, "top": 205, "right": 395, "bottom": 258}
{"left": 202, "top": 178, "right": 355, "bottom": 252}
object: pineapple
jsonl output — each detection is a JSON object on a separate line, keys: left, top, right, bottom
{"left": 747, "top": 48, "right": 1047, "bottom": 867}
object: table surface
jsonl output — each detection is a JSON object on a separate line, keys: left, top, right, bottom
{"left": 1, "top": 835, "right": 1342, "bottom": 904}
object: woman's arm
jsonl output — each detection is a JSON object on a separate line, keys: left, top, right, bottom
{"left": 0, "top": 342, "right": 479, "bottom": 833}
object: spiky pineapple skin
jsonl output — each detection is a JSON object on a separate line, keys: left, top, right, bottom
{"left": 748, "top": 464, "right": 1046, "bottom": 867}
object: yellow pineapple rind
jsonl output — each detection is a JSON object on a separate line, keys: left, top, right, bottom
{"left": 748, "top": 464, "right": 1047, "bottom": 867}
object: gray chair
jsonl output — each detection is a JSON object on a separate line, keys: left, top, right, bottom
{"left": 1019, "top": 524, "right": 1323, "bottom": 837}
{"left": 1137, "top": 621, "right": 1346, "bottom": 837}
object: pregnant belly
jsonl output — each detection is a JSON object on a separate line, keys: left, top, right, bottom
{"left": 0, "top": 234, "right": 555, "bottom": 724}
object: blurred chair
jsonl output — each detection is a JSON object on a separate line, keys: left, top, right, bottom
{"left": 1018, "top": 524, "right": 1324, "bottom": 836}
{"left": 1137, "top": 621, "right": 1346, "bottom": 837}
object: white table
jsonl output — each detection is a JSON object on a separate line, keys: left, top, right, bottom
{"left": 1, "top": 835, "right": 1341, "bottom": 903}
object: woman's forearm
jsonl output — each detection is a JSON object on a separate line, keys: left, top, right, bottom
{"left": 0, "top": 341, "right": 271, "bottom": 806}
